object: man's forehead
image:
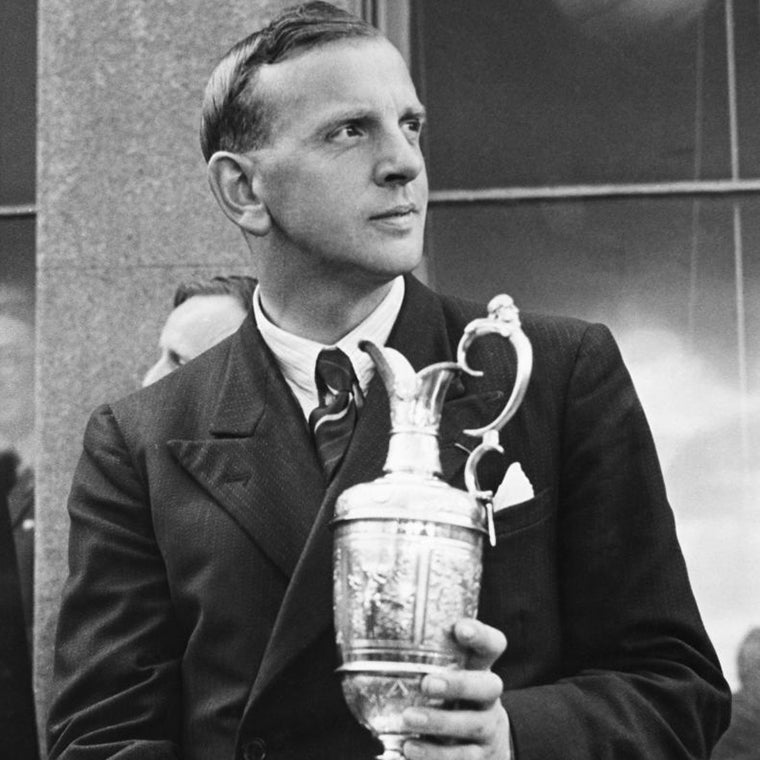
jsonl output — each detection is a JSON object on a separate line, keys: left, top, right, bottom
{"left": 255, "top": 37, "right": 421, "bottom": 124}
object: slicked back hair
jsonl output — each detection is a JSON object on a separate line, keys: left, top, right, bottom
{"left": 173, "top": 275, "right": 257, "bottom": 312}
{"left": 200, "top": 2, "right": 380, "bottom": 162}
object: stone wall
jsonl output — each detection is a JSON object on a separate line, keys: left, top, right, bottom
{"left": 35, "top": 0, "right": 361, "bottom": 742}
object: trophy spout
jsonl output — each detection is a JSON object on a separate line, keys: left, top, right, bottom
{"left": 359, "top": 341, "right": 462, "bottom": 433}
{"left": 360, "top": 341, "right": 462, "bottom": 478}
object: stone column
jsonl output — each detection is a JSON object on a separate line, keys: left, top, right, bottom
{"left": 35, "top": 0, "right": 361, "bottom": 743}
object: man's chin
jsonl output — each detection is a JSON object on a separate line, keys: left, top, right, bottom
{"left": 373, "top": 242, "right": 425, "bottom": 277}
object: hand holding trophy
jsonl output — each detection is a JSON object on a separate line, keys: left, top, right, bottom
{"left": 331, "top": 295, "right": 532, "bottom": 759}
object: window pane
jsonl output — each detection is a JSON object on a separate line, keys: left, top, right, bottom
{"left": 427, "top": 195, "right": 760, "bottom": 687}
{"left": 0, "top": 0, "right": 36, "bottom": 205}
{"left": 734, "top": 0, "right": 760, "bottom": 178}
{"left": 414, "top": 0, "right": 760, "bottom": 188}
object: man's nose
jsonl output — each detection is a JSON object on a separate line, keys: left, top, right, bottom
{"left": 373, "top": 127, "right": 425, "bottom": 187}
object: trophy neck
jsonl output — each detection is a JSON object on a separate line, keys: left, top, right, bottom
{"left": 384, "top": 429, "right": 442, "bottom": 479}
{"left": 383, "top": 366, "right": 458, "bottom": 479}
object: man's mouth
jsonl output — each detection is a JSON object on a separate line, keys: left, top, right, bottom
{"left": 370, "top": 204, "right": 417, "bottom": 220}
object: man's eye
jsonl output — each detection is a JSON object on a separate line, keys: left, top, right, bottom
{"left": 331, "top": 123, "right": 364, "bottom": 141}
{"left": 168, "top": 350, "right": 185, "bottom": 368}
{"left": 402, "top": 118, "right": 424, "bottom": 140}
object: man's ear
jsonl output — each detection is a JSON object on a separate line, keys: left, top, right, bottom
{"left": 207, "top": 151, "right": 271, "bottom": 236}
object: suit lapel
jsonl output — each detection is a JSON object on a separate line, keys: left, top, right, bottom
{"left": 248, "top": 372, "right": 390, "bottom": 702}
{"left": 168, "top": 315, "right": 327, "bottom": 579}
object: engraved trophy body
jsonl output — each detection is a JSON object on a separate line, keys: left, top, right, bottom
{"left": 332, "top": 295, "right": 532, "bottom": 759}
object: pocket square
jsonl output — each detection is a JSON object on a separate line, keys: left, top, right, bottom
{"left": 492, "top": 462, "right": 534, "bottom": 512}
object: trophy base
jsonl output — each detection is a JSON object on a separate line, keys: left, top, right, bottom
{"left": 376, "top": 734, "right": 407, "bottom": 760}
{"left": 340, "top": 669, "right": 439, "bottom": 760}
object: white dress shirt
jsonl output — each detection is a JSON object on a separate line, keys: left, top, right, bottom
{"left": 253, "top": 277, "right": 405, "bottom": 419}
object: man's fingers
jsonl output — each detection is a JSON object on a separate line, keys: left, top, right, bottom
{"left": 399, "top": 621, "right": 511, "bottom": 758}
{"left": 420, "top": 669, "right": 503, "bottom": 705}
{"left": 402, "top": 702, "right": 512, "bottom": 759}
{"left": 403, "top": 702, "right": 504, "bottom": 741}
{"left": 454, "top": 619, "right": 507, "bottom": 670}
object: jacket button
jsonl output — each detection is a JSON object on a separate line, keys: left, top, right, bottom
{"left": 243, "top": 738, "right": 267, "bottom": 760}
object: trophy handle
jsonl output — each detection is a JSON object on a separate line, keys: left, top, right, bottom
{"left": 456, "top": 294, "right": 533, "bottom": 438}
{"left": 456, "top": 294, "right": 533, "bottom": 545}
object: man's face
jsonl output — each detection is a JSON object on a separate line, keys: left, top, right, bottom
{"left": 142, "top": 294, "right": 247, "bottom": 387}
{"left": 250, "top": 37, "right": 428, "bottom": 286}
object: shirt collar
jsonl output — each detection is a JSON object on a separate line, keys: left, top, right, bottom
{"left": 253, "top": 276, "right": 405, "bottom": 416}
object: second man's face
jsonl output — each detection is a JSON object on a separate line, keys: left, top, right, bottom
{"left": 141, "top": 294, "right": 247, "bottom": 387}
{"left": 250, "top": 37, "right": 429, "bottom": 286}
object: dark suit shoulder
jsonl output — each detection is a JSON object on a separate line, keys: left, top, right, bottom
{"left": 522, "top": 314, "right": 619, "bottom": 371}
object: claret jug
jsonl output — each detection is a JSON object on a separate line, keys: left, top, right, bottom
{"left": 331, "top": 295, "right": 533, "bottom": 759}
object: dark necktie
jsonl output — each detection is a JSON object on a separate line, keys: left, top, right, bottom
{"left": 309, "top": 348, "right": 363, "bottom": 481}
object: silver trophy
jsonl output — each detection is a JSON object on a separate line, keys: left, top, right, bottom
{"left": 332, "top": 295, "right": 533, "bottom": 759}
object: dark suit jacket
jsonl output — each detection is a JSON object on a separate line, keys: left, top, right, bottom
{"left": 48, "top": 276, "right": 730, "bottom": 760}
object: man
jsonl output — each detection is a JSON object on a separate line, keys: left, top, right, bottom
{"left": 48, "top": 3, "right": 730, "bottom": 759}
{"left": 142, "top": 274, "right": 257, "bottom": 386}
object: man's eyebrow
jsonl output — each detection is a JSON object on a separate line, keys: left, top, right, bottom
{"left": 404, "top": 105, "right": 427, "bottom": 122}
{"left": 318, "top": 108, "right": 371, "bottom": 128}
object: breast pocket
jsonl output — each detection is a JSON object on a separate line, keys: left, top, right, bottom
{"left": 491, "top": 486, "right": 553, "bottom": 538}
